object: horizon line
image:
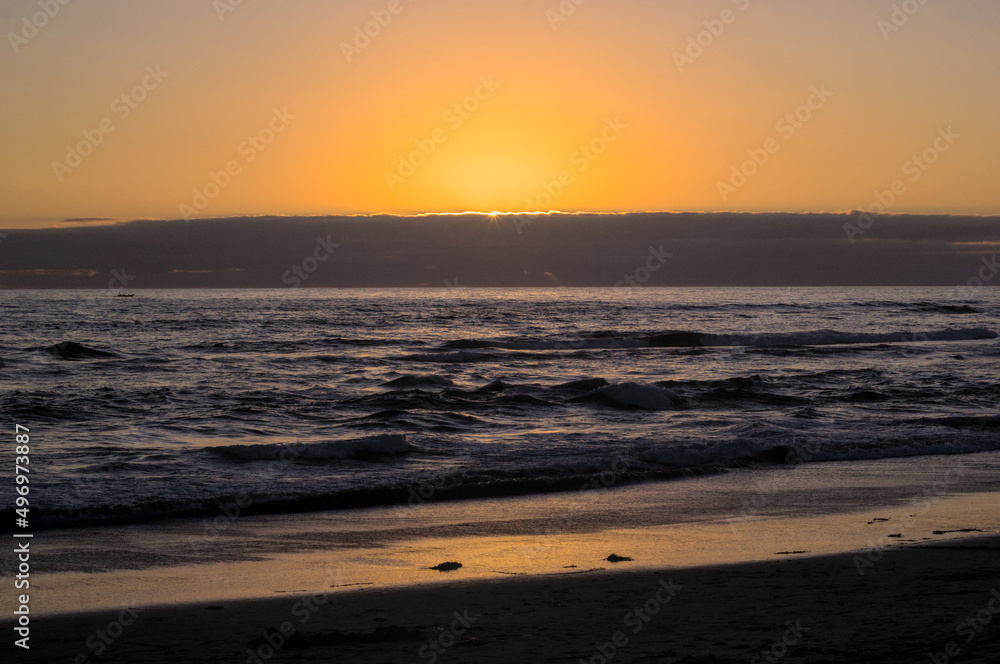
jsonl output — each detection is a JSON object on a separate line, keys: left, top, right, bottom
{"left": 5, "top": 208, "right": 1000, "bottom": 231}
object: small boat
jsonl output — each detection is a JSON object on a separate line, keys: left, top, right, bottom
{"left": 116, "top": 292, "right": 135, "bottom": 298}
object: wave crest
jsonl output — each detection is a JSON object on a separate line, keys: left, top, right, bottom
{"left": 650, "top": 328, "right": 997, "bottom": 348}
{"left": 211, "top": 435, "right": 412, "bottom": 461}
{"left": 583, "top": 382, "right": 684, "bottom": 411}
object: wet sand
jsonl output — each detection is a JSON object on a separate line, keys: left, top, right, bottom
{"left": 6, "top": 454, "right": 1000, "bottom": 662}
{"left": 5, "top": 536, "right": 1000, "bottom": 663}
{"left": 17, "top": 452, "right": 1000, "bottom": 616}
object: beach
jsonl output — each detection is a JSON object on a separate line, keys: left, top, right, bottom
{"left": 7, "top": 536, "right": 1000, "bottom": 663}
{"left": 5, "top": 453, "right": 1000, "bottom": 662}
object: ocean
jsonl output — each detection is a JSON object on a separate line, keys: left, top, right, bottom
{"left": 1, "top": 287, "right": 998, "bottom": 531}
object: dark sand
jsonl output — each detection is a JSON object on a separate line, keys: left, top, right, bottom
{"left": 6, "top": 537, "right": 1000, "bottom": 664}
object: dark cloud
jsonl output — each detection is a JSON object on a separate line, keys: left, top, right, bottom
{"left": 0, "top": 212, "right": 997, "bottom": 288}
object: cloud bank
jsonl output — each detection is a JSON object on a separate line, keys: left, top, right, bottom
{"left": 0, "top": 212, "right": 997, "bottom": 289}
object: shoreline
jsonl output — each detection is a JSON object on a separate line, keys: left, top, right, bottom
{"left": 14, "top": 441, "right": 1000, "bottom": 534}
{"left": 6, "top": 536, "right": 1000, "bottom": 663}
{"left": 11, "top": 452, "right": 1000, "bottom": 617}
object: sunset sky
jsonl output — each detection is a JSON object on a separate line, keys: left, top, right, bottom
{"left": 2, "top": 0, "right": 998, "bottom": 228}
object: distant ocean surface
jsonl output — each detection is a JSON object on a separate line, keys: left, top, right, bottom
{"left": 1, "top": 287, "right": 999, "bottom": 530}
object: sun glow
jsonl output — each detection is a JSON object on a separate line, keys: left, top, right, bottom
{"left": 1, "top": 0, "right": 998, "bottom": 227}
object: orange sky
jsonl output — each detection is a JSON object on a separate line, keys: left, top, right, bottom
{"left": 1, "top": 0, "right": 998, "bottom": 228}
